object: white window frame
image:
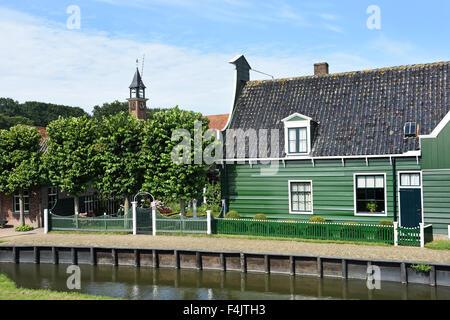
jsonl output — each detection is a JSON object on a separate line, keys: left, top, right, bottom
{"left": 353, "top": 173, "right": 388, "bottom": 217}
{"left": 282, "top": 113, "right": 312, "bottom": 157}
{"left": 397, "top": 171, "right": 424, "bottom": 227}
{"left": 288, "top": 180, "right": 314, "bottom": 215}
{"left": 13, "top": 191, "right": 30, "bottom": 215}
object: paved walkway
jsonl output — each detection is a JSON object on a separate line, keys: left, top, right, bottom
{"left": 0, "top": 227, "right": 44, "bottom": 239}
{"left": 1, "top": 230, "right": 450, "bottom": 264}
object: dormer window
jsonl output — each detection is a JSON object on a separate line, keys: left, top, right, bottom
{"left": 282, "top": 113, "right": 313, "bottom": 156}
{"left": 404, "top": 122, "right": 418, "bottom": 138}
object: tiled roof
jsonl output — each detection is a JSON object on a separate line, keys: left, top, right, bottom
{"left": 226, "top": 61, "right": 450, "bottom": 158}
{"left": 204, "top": 114, "right": 229, "bottom": 130}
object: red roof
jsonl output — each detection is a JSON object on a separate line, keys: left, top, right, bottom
{"left": 203, "top": 114, "right": 229, "bottom": 130}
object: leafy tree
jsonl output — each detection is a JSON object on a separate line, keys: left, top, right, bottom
{"left": 142, "top": 107, "right": 210, "bottom": 216}
{"left": 43, "top": 116, "right": 99, "bottom": 215}
{"left": 92, "top": 101, "right": 129, "bottom": 119}
{"left": 0, "top": 125, "right": 42, "bottom": 225}
{"left": 0, "top": 98, "right": 88, "bottom": 128}
{"left": 94, "top": 112, "right": 145, "bottom": 214}
{"left": 0, "top": 113, "right": 33, "bottom": 130}
{"left": 92, "top": 100, "right": 162, "bottom": 120}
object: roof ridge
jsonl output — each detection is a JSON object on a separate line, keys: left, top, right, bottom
{"left": 248, "top": 61, "right": 450, "bottom": 85}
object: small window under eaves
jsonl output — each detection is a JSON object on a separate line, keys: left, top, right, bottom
{"left": 404, "top": 122, "right": 417, "bottom": 138}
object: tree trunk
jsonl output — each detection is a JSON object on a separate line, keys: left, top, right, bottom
{"left": 124, "top": 196, "right": 130, "bottom": 216}
{"left": 19, "top": 190, "right": 25, "bottom": 226}
{"left": 74, "top": 195, "right": 79, "bottom": 215}
{"left": 179, "top": 199, "right": 186, "bottom": 217}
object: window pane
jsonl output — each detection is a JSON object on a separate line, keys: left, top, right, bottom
{"left": 411, "top": 174, "right": 420, "bottom": 186}
{"left": 357, "top": 176, "right": 366, "bottom": 188}
{"left": 366, "top": 176, "right": 375, "bottom": 188}
{"left": 304, "top": 183, "right": 311, "bottom": 192}
{"left": 375, "top": 176, "right": 384, "bottom": 188}
{"left": 289, "top": 141, "right": 296, "bottom": 153}
{"left": 299, "top": 128, "right": 307, "bottom": 140}
{"left": 289, "top": 129, "right": 296, "bottom": 141}
{"left": 299, "top": 140, "right": 307, "bottom": 153}
{"left": 401, "top": 174, "right": 410, "bottom": 186}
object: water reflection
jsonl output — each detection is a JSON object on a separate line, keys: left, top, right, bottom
{"left": 0, "top": 263, "right": 449, "bottom": 300}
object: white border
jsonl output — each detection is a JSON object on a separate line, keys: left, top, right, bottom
{"left": 288, "top": 180, "right": 313, "bottom": 215}
{"left": 282, "top": 113, "right": 312, "bottom": 157}
{"left": 353, "top": 173, "right": 388, "bottom": 217}
{"left": 419, "top": 110, "right": 450, "bottom": 139}
{"left": 397, "top": 171, "right": 424, "bottom": 227}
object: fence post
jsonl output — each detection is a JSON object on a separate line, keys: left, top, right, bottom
{"left": 152, "top": 201, "right": 156, "bottom": 236}
{"left": 394, "top": 222, "right": 398, "bottom": 246}
{"left": 132, "top": 201, "right": 137, "bottom": 235}
{"left": 193, "top": 199, "right": 197, "bottom": 219}
{"left": 207, "top": 210, "right": 211, "bottom": 235}
{"left": 420, "top": 223, "right": 424, "bottom": 248}
{"left": 44, "top": 209, "right": 48, "bottom": 234}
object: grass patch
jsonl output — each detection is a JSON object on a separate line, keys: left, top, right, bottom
{"left": 50, "top": 230, "right": 129, "bottom": 236}
{"left": 156, "top": 232, "right": 393, "bottom": 247}
{"left": 0, "top": 274, "right": 117, "bottom": 300}
{"left": 425, "top": 240, "right": 450, "bottom": 251}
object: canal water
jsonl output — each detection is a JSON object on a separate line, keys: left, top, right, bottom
{"left": 1, "top": 263, "right": 450, "bottom": 300}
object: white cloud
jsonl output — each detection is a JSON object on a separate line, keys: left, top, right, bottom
{"left": 0, "top": 7, "right": 374, "bottom": 116}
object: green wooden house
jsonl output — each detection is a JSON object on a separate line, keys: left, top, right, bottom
{"left": 220, "top": 55, "right": 450, "bottom": 236}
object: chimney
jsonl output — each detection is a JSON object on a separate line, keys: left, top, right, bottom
{"left": 314, "top": 62, "right": 329, "bottom": 76}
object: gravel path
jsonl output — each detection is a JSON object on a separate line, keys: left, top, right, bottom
{"left": 1, "top": 229, "right": 450, "bottom": 264}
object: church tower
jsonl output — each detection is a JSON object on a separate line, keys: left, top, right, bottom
{"left": 127, "top": 67, "right": 148, "bottom": 120}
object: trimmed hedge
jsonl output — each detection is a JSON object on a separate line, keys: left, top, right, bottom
{"left": 224, "top": 211, "right": 240, "bottom": 219}
{"left": 253, "top": 214, "right": 268, "bottom": 220}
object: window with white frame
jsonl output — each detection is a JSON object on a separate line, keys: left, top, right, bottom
{"left": 13, "top": 191, "right": 30, "bottom": 214}
{"left": 289, "top": 181, "right": 312, "bottom": 214}
{"left": 355, "top": 175, "right": 386, "bottom": 214}
{"left": 400, "top": 173, "right": 421, "bottom": 187}
{"left": 282, "top": 113, "right": 313, "bottom": 156}
{"left": 288, "top": 128, "right": 308, "bottom": 154}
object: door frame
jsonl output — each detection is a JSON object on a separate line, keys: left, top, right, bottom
{"left": 397, "top": 170, "right": 424, "bottom": 227}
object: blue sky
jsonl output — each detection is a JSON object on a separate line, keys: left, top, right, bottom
{"left": 0, "top": 0, "right": 448, "bottom": 115}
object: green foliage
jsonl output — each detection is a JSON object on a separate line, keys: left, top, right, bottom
{"left": 225, "top": 210, "right": 240, "bottom": 219}
{"left": 253, "top": 214, "right": 268, "bottom": 220}
{"left": 0, "top": 113, "right": 33, "bottom": 130}
{"left": 0, "top": 125, "right": 42, "bottom": 225}
{"left": 425, "top": 240, "right": 450, "bottom": 251}
{"left": 14, "top": 224, "right": 34, "bottom": 232}
{"left": 92, "top": 100, "right": 162, "bottom": 120}
{"left": 0, "top": 98, "right": 88, "bottom": 128}
{"left": 366, "top": 202, "right": 377, "bottom": 213}
{"left": 0, "top": 125, "right": 42, "bottom": 194}
{"left": 309, "top": 216, "right": 326, "bottom": 223}
{"left": 43, "top": 116, "right": 99, "bottom": 197}
{"left": 141, "top": 107, "right": 210, "bottom": 214}
{"left": 411, "top": 264, "right": 431, "bottom": 273}
{"left": 378, "top": 220, "right": 394, "bottom": 226}
{"left": 204, "top": 181, "right": 221, "bottom": 207}
{"left": 94, "top": 112, "right": 145, "bottom": 203}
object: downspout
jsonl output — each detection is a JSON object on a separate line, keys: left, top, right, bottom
{"left": 392, "top": 158, "right": 397, "bottom": 222}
